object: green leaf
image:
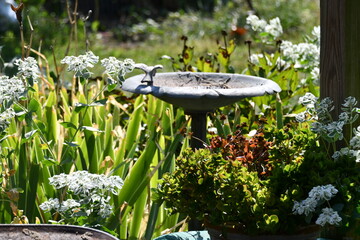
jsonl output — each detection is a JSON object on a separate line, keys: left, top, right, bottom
{"left": 28, "top": 99, "right": 41, "bottom": 112}
{"left": 218, "top": 47, "right": 229, "bottom": 67}
{"left": 24, "top": 130, "right": 38, "bottom": 140}
{"left": 107, "top": 83, "right": 117, "bottom": 92}
{"left": 227, "top": 39, "right": 236, "bottom": 54}
{"left": 80, "top": 126, "right": 104, "bottom": 133}
{"left": 89, "top": 99, "right": 107, "bottom": 106}
{"left": 64, "top": 141, "right": 79, "bottom": 147}
{"left": 75, "top": 99, "right": 107, "bottom": 112}
{"left": 182, "top": 46, "right": 194, "bottom": 65}
{"left": 60, "top": 122, "right": 77, "bottom": 130}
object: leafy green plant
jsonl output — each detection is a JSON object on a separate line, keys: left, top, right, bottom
{"left": 157, "top": 111, "right": 360, "bottom": 236}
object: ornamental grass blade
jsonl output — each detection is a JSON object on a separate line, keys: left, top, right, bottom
{"left": 124, "top": 96, "right": 143, "bottom": 154}
{"left": 128, "top": 188, "right": 148, "bottom": 240}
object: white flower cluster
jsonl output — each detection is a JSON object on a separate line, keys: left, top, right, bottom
{"left": 293, "top": 184, "right": 341, "bottom": 227}
{"left": 295, "top": 92, "right": 318, "bottom": 123}
{"left": 101, "top": 57, "right": 135, "bottom": 84}
{"left": 49, "top": 170, "right": 124, "bottom": 196}
{"left": 296, "top": 94, "right": 360, "bottom": 145}
{"left": 246, "top": 15, "right": 319, "bottom": 83}
{"left": 0, "top": 75, "right": 26, "bottom": 104}
{"left": 14, "top": 57, "right": 41, "bottom": 84}
{"left": 0, "top": 108, "right": 15, "bottom": 132}
{"left": 316, "top": 208, "right": 342, "bottom": 227}
{"left": 61, "top": 51, "right": 99, "bottom": 78}
{"left": 40, "top": 171, "right": 124, "bottom": 219}
{"left": 281, "top": 39, "right": 320, "bottom": 72}
{"left": 246, "top": 15, "right": 283, "bottom": 41}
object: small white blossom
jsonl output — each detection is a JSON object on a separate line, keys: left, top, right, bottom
{"left": 59, "top": 199, "right": 81, "bottom": 212}
{"left": 98, "top": 203, "right": 113, "bottom": 218}
{"left": 248, "top": 54, "right": 261, "bottom": 65}
{"left": 61, "top": 51, "right": 99, "bottom": 78}
{"left": 49, "top": 173, "right": 69, "bottom": 189}
{"left": 299, "top": 92, "right": 318, "bottom": 107}
{"left": 0, "top": 76, "right": 26, "bottom": 104}
{"left": 295, "top": 111, "right": 307, "bottom": 123}
{"left": 308, "top": 184, "right": 338, "bottom": 201}
{"left": 39, "top": 198, "right": 60, "bottom": 212}
{"left": 350, "top": 136, "right": 360, "bottom": 150}
{"left": 332, "top": 147, "right": 356, "bottom": 161}
{"left": 311, "top": 26, "right": 320, "bottom": 46}
{"left": 338, "top": 112, "right": 349, "bottom": 123}
{"left": 292, "top": 198, "right": 317, "bottom": 216}
{"left": 246, "top": 15, "right": 267, "bottom": 32}
{"left": 310, "top": 67, "right": 320, "bottom": 85}
{"left": 342, "top": 96, "right": 357, "bottom": 109}
{"left": 264, "top": 17, "right": 283, "bottom": 38}
{"left": 101, "top": 57, "right": 135, "bottom": 84}
{"left": 0, "top": 108, "right": 16, "bottom": 131}
{"left": 14, "top": 57, "right": 41, "bottom": 83}
{"left": 324, "top": 121, "right": 344, "bottom": 140}
{"left": 315, "top": 208, "right": 342, "bottom": 226}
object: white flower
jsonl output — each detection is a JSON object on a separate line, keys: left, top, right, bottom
{"left": 310, "top": 122, "right": 324, "bottom": 134}
{"left": 49, "top": 173, "right": 69, "bottom": 189}
{"left": 299, "top": 92, "right": 318, "bottom": 107}
{"left": 0, "top": 108, "right": 16, "bottom": 131}
{"left": 39, "top": 198, "right": 60, "bottom": 212}
{"left": 61, "top": 51, "right": 99, "bottom": 78}
{"left": 332, "top": 147, "right": 356, "bottom": 161}
{"left": 350, "top": 136, "right": 360, "bottom": 150}
{"left": 295, "top": 111, "right": 307, "bottom": 123}
{"left": 310, "top": 67, "right": 320, "bottom": 85}
{"left": 98, "top": 203, "right": 113, "bottom": 218}
{"left": 281, "top": 41, "right": 319, "bottom": 70}
{"left": 14, "top": 57, "right": 41, "bottom": 83}
{"left": 0, "top": 76, "right": 26, "bottom": 104}
{"left": 308, "top": 184, "right": 338, "bottom": 201}
{"left": 311, "top": 26, "right": 320, "bottom": 46}
{"left": 338, "top": 112, "right": 349, "bottom": 123}
{"left": 342, "top": 96, "right": 357, "bottom": 109}
{"left": 292, "top": 198, "right": 317, "bottom": 216}
{"left": 49, "top": 171, "right": 124, "bottom": 196}
{"left": 101, "top": 57, "right": 135, "bottom": 84}
{"left": 249, "top": 54, "right": 261, "bottom": 65}
{"left": 59, "top": 199, "right": 81, "bottom": 212}
{"left": 246, "top": 15, "right": 267, "bottom": 32}
{"left": 315, "top": 208, "right": 342, "bottom": 226}
{"left": 265, "top": 17, "right": 283, "bottom": 38}
{"left": 324, "top": 121, "right": 344, "bottom": 140}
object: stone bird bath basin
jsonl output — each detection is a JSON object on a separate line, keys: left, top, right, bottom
{"left": 0, "top": 224, "right": 118, "bottom": 239}
{"left": 122, "top": 64, "right": 281, "bottom": 149}
{"left": 122, "top": 69, "right": 281, "bottom": 113}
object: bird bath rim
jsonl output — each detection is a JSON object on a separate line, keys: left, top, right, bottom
{"left": 122, "top": 72, "right": 281, "bottom": 112}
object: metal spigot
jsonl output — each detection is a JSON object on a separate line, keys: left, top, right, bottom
{"left": 134, "top": 63, "right": 163, "bottom": 85}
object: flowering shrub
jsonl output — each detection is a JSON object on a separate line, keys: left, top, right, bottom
{"left": 40, "top": 171, "right": 124, "bottom": 225}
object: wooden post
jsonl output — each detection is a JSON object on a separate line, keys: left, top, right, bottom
{"left": 320, "top": 0, "right": 360, "bottom": 117}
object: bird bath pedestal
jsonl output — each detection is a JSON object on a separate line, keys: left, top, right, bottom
{"left": 122, "top": 65, "right": 281, "bottom": 149}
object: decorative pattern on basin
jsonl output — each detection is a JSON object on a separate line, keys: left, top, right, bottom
{"left": 122, "top": 72, "right": 281, "bottom": 112}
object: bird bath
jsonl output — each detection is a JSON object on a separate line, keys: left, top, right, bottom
{"left": 122, "top": 64, "right": 281, "bottom": 148}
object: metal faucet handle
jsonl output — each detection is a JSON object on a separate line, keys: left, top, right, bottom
{"left": 134, "top": 63, "right": 163, "bottom": 85}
